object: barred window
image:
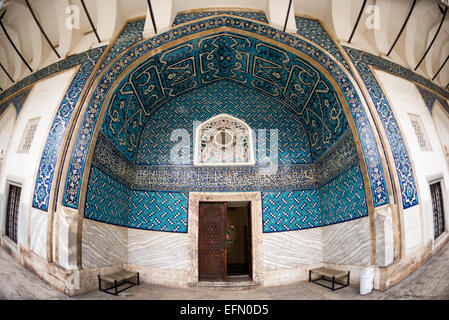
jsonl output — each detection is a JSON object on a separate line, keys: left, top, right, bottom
{"left": 17, "top": 117, "right": 40, "bottom": 154}
{"left": 430, "top": 181, "right": 445, "bottom": 240}
{"left": 409, "top": 114, "right": 432, "bottom": 152}
{"left": 5, "top": 184, "right": 21, "bottom": 243}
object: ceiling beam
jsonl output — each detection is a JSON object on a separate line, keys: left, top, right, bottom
{"left": 348, "top": 0, "right": 367, "bottom": 43}
{"left": 283, "top": 0, "right": 293, "bottom": 32}
{"left": 146, "top": 0, "right": 157, "bottom": 34}
{"left": 433, "top": 53, "right": 449, "bottom": 80}
{"left": 387, "top": 0, "right": 416, "bottom": 57}
{"left": 80, "top": 0, "right": 101, "bottom": 43}
{"left": 414, "top": 5, "right": 447, "bottom": 71}
{"left": 0, "top": 61, "right": 14, "bottom": 83}
{"left": 0, "top": 10, "right": 33, "bottom": 73}
{"left": 25, "top": 0, "right": 61, "bottom": 59}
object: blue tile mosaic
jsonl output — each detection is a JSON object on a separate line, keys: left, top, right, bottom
{"left": 85, "top": 165, "right": 188, "bottom": 233}
{"left": 63, "top": 15, "right": 388, "bottom": 211}
{"left": 127, "top": 191, "right": 188, "bottom": 232}
{"left": 345, "top": 47, "right": 420, "bottom": 209}
{"left": 136, "top": 81, "right": 313, "bottom": 165}
{"left": 320, "top": 163, "right": 368, "bottom": 225}
{"left": 99, "top": 19, "right": 145, "bottom": 73}
{"left": 32, "top": 47, "right": 106, "bottom": 211}
{"left": 172, "top": 10, "right": 268, "bottom": 26}
{"left": 85, "top": 166, "right": 130, "bottom": 226}
{"left": 262, "top": 190, "right": 322, "bottom": 232}
{"left": 294, "top": 16, "right": 350, "bottom": 72}
{"left": 262, "top": 163, "right": 367, "bottom": 232}
{"left": 0, "top": 49, "right": 104, "bottom": 103}
{"left": 416, "top": 86, "right": 449, "bottom": 115}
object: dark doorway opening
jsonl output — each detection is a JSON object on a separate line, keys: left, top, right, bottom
{"left": 226, "top": 202, "right": 251, "bottom": 279}
{"left": 198, "top": 201, "right": 251, "bottom": 282}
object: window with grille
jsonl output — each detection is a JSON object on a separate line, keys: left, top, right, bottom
{"left": 430, "top": 181, "right": 445, "bottom": 239}
{"left": 17, "top": 117, "right": 39, "bottom": 154}
{"left": 5, "top": 184, "right": 21, "bottom": 243}
{"left": 194, "top": 114, "right": 255, "bottom": 166}
{"left": 409, "top": 114, "right": 432, "bottom": 151}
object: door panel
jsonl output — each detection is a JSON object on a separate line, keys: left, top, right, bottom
{"left": 199, "top": 202, "right": 227, "bottom": 281}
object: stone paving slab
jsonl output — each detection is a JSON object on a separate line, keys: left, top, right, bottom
{"left": 1, "top": 240, "right": 449, "bottom": 300}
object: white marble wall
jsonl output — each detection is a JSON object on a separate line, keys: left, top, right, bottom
{"left": 81, "top": 219, "right": 127, "bottom": 269}
{"left": 321, "top": 217, "right": 371, "bottom": 266}
{"left": 375, "top": 206, "right": 394, "bottom": 267}
{"left": 30, "top": 209, "right": 48, "bottom": 259}
{"left": 263, "top": 227, "right": 322, "bottom": 270}
{"left": 127, "top": 229, "right": 189, "bottom": 271}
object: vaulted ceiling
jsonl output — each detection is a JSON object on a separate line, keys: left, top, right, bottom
{"left": 0, "top": 0, "right": 448, "bottom": 93}
{"left": 101, "top": 32, "right": 349, "bottom": 163}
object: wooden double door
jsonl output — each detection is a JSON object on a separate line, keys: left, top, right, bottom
{"left": 198, "top": 202, "right": 251, "bottom": 282}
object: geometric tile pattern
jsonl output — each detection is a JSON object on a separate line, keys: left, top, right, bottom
{"left": 136, "top": 81, "right": 313, "bottom": 165}
{"left": 84, "top": 166, "right": 188, "bottom": 232}
{"left": 127, "top": 191, "right": 188, "bottom": 233}
{"left": 262, "top": 190, "right": 322, "bottom": 232}
{"left": 63, "top": 15, "right": 388, "bottom": 210}
{"left": 262, "top": 163, "right": 368, "bottom": 232}
{"left": 32, "top": 47, "right": 106, "bottom": 211}
{"left": 84, "top": 165, "right": 188, "bottom": 233}
{"left": 345, "top": 47, "right": 419, "bottom": 209}
{"left": 173, "top": 10, "right": 268, "bottom": 26}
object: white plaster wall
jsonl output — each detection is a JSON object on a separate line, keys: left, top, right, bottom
{"left": 374, "top": 69, "right": 449, "bottom": 255}
{"left": 0, "top": 106, "right": 16, "bottom": 161}
{"left": 432, "top": 103, "right": 449, "bottom": 156}
{"left": 0, "top": 68, "right": 76, "bottom": 257}
{"left": 173, "top": 0, "right": 266, "bottom": 12}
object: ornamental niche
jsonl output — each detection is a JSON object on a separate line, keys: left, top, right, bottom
{"left": 194, "top": 114, "right": 255, "bottom": 166}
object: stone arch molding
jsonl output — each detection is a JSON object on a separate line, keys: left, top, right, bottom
{"left": 193, "top": 113, "right": 255, "bottom": 166}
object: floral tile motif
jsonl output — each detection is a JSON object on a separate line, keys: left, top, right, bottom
{"left": 99, "top": 19, "right": 145, "bottom": 73}
{"left": 136, "top": 81, "right": 313, "bottom": 166}
{"left": 345, "top": 47, "right": 421, "bottom": 209}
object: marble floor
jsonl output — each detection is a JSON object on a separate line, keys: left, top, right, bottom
{"left": 1, "top": 241, "right": 449, "bottom": 300}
